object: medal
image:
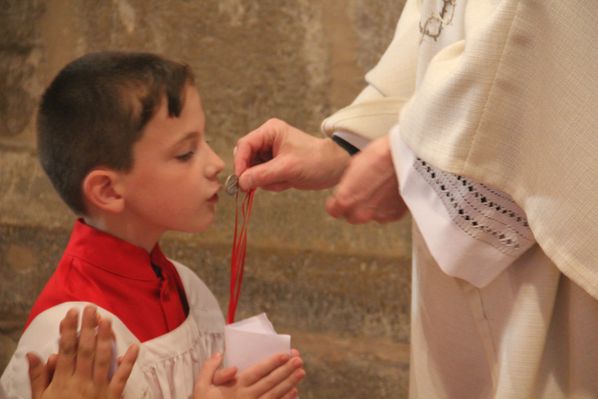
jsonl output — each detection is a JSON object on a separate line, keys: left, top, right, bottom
{"left": 224, "top": 174, "right": 239, "bottom": 196}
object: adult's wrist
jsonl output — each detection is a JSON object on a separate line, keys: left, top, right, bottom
{"left": 320, "top": 138, "right": 351, "bottom": 187}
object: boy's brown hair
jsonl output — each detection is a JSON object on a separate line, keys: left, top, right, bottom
{"left": 37, "top": 51, "right": 194, "bottom": 214}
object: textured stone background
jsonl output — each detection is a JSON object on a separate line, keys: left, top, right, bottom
{"left": 0, "top": 1, "right": 410, "bottom": 397}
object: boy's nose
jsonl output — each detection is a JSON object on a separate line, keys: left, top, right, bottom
{"left": 206, "top": 146, "right": 225, "bottom": 177}
{"left": 213, "top": 152, "right": 225, "bottom": 174}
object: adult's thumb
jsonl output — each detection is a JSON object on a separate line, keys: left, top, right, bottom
{"left": 238, "top": 158, "right": 289, "bottom": 191}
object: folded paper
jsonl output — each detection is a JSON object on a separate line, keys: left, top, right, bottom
{"left": 224, "top": 313, "right": 291, "bottom": 372}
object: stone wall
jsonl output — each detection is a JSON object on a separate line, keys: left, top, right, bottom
{"left": 0, "top": 1, "right": 410, "bottom": 397}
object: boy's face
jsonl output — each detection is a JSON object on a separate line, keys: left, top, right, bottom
{"left": 118, "top": 85, "right": 225, "bottom": 239}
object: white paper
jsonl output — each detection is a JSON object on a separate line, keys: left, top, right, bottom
{"left": 224, "top": 313, "right": 291, "bottom": 372}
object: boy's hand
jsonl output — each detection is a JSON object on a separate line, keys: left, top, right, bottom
{"left": 27, "top": 305, "right": 139, "bottom": 399}
{"left": 194, "top": 350, "right": 305, "bottom": 399}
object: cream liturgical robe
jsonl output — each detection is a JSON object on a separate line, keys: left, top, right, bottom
{"left": 323, "top": 0, "right": 598, "bottom": 398}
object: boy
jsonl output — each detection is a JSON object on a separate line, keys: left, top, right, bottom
{"left": 1, "top": 52, "right": 304, "bottom": 398}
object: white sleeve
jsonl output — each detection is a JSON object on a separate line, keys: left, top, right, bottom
{"left": 320, "top": 0, "right": 420, "bottom": 141}
{"left": 390, "top": 125, "right": 535, "bottom": 287}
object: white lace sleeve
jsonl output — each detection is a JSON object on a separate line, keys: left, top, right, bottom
{"left": 390, "top": 125, "right": 535, "bottom": 287}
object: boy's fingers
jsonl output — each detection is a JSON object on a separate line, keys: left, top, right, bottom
{"left": 195, "top": 353, "right": 223, "bottom": 393}
{"left": 239, "top": 352, "right": 290, "bottom": 387}
{"left": 250, "top": 356, "right": 304, "bottom": 397}
{"left": 54, "top": 308, "right": 79, "bottom": 379}
{"left": 27, "top": 353, "right": 48, "bottom": 399}
{"left": 93, "top": 318, "right": 114, "bottom": 383}
{"left": 46, "top": 354, "right": 58, "bottom": 376}
{"left": 108, "top": 343, "right": 139, "bottom": 397}
{"left": 261, "top": 368, "right": 305, "bottom": 399}
{"left": 45, "top": 354, "right": 58, "bottom": 383}
{"left": 279, "top": 387, "right": 299, "bottom": 399}
{"left": 58, "top": 307, "right": 79, "bottom": 335}
{"left": 75, "top": 305, "right": 98, "bottom": 379}
{"left": 213, "top": 366, "right": 237, "bottom": 386}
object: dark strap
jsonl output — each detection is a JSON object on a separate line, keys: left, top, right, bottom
{"left": 331, "top": 135, "right": 360, "bottom": 155}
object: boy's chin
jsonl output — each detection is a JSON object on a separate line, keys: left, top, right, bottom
{"left": 178, "top": 219, "right": 214, "bottom": 234}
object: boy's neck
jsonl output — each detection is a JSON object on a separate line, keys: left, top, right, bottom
{"left": 83, "top": 215, "right": 161, "bottom": 253}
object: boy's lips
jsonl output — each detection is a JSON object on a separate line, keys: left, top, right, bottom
{"left": 207, "top": 186, "right": 221, "bottom": 203}
{"left": 208, "top": 192, "right": 219, "bottom": 203}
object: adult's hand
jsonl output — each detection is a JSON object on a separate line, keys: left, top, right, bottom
{"left": 234, "top": 119, "right": 350, "bottom": 192}
{"left": 326, "top": 135, "right": 407, "bottom": 224}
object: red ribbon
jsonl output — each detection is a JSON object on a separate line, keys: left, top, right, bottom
{"left": 226, "top": 189, "right": 256, "bottom": 324}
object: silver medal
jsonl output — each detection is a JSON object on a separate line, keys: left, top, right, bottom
{"left": 224, "top": 174, "right": 239, "bottom": 196}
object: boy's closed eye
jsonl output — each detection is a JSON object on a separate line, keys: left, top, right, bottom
{"left": 175, "top": 136, "right": 213, "bottom": 162}
{"left": 176, "top": 150, "right": 195, "bottom": 161}
{"left": 174, "top": 137, "right": 201, "bottom": 162}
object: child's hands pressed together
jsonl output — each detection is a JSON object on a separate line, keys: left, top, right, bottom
{"left": 194, "top": 350, "right": 305, "bottom": 399}
{"left": 27, "top": 305, "right": 139, "bottom": 399}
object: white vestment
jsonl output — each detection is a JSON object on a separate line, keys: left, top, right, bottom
{"left": 323, "top": 0, "right": 598, "bottom": 397}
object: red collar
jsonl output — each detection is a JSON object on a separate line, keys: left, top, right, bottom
{"left": 65, "top": 219, "right": 170, "bottom": 281}
{"left": 26, "top": 219, "right": 189, "bottom": 340}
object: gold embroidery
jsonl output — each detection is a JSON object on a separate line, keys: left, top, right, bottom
{"left": 419, "top": 0, "right": 457, "bottom": 42}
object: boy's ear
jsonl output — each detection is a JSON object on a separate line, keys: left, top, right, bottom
{"left": 82, "top": 169, "right": 125, "bottom": 213}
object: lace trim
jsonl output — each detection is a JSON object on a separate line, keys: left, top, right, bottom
{"left": 414, "top": 158, "right": 534, "bottom": 256}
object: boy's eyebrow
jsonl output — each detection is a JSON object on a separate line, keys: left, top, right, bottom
{"left": 171, "top": 131, "right": 199, "bottom": 147}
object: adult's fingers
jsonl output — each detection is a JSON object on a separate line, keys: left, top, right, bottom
{"left": 234, "top": 118, "right": 289, "bottom": 176}
{"left": 54, "top": 308, "right": 79, "bottom": 380}
{"left": 325, "top": 135, "right": 400, "bottom": 223}
{"left": 238, "top": 156, "right": 293, "bottom": 192}
{"left": 239, "top": 353, "right": 290, "bottom": 387}
{"left": 108, "top": 343, "right": 139, "bottom": 398}
{"left": 27, "top": 352, "right": 48, "bottom": 399}
{"left": 92, "top": 318, "right": 114, "bottom": 383}
{"left": 327, "top": 169, "right": 405, "bottom": 224}
{"left": 324, "top": 150, "right": 373, "bottom": 220}
{"left": 325, "top": 189, "right": 359, "bottom": 220}
{"left": 75, "top": 305, "right": 99, "bottom": 379}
